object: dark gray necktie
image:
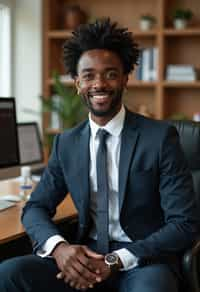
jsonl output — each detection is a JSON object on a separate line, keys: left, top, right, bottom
{"left": 96, "top": 129, "right": 109, "bottom": 254}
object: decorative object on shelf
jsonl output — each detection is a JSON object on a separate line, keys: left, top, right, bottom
{"left": 139, "top": 14, "right": 156, "bottom": 31}
{"left": 193, "top": 113, "right": 200, "bottom": 122}
{"left": 166, "top": 65, "right": 196, "bottom": 81}
{"left": 41, "top": 72, "right": 87, "bottom": 147}
{"left": 64, "top": 5, "right": 87, "bottom": 30}
{"left": 172, "top": 8, "right": 193, "bottom": 29}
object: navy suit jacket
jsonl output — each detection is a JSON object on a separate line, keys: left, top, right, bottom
{"left": 22, "top": 110, "right": 199, "bottom": 260}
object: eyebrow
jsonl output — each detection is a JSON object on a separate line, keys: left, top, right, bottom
{"left": 81, "top": 67, "right": 119, "bottom": 73}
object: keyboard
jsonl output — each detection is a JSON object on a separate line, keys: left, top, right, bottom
{"left": 0, "top": 200, "right": 16, "bottom": 211}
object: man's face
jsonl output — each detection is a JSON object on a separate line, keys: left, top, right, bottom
{"left": 75, "top": 49, "right": 128, "bottom": 122}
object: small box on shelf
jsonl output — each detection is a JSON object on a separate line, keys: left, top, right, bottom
{"left": 166, "top": 65, "right": 197, "bottom": 82}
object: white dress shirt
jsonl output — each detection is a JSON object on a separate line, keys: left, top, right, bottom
{"left": 38, "top": 105, "right": 138, "bottom": 270}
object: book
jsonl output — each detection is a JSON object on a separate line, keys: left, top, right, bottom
{"left": 166, "top": 65, "right": 195, "bottom": 75}
{"left": 135, "top": 47, "right": 158, "bottom": 81}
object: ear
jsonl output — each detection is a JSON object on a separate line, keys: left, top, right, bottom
{"left": 74, "top": 76, "right": 81, "bottom": 95}
{"left": 123, "top": 74, "right": 129, "bottom": 87}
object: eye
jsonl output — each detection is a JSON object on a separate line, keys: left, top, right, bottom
{"left": 82, "top": 72, "right": 94, "bottom": 81}
{"left": 105, "top": 70, "right": 119, "bottom": 80}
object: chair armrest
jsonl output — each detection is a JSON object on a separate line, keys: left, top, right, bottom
{"left": 182, "top": 240, "right": 200, "bottom": 292}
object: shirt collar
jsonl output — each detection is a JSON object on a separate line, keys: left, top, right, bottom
{"left": 89, "top": 105, "right": 125, "bottom": 139}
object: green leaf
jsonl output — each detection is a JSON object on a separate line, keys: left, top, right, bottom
{"left": 41, "top": 71, "right": 87, "bottom": 133}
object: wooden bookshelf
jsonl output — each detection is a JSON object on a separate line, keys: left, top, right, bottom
{"left": 43, "top": 0, "right": 200, "bottom": 155}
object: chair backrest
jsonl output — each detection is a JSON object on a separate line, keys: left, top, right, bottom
{"left": 169, "top": 120, "right": 200, "bottom": 209}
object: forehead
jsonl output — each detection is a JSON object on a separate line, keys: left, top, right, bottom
{"left": 77, "top": 49, "right": 123, "bottom": 73}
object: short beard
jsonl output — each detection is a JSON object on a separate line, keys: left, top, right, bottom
{"left": 82, "top": 89, "right": 123, "bottom": 117}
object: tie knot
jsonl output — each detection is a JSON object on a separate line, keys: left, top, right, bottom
{"left": 97, "top": 129, "right": 109, "bottom": 142}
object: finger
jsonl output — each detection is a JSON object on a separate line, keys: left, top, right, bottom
{"left": 83, "top": 246, "right": 104, "bottom": 259}
{"left": 56, "top": 272, "right": 64, "bottom": 279}
{"left": 67, "top": 266, "right": 92, "bottom": 288}
{"left": 76, "top": 254, "right": 98, "bottom": 274}
{"left": 60, "top": 257, "right": 97, "bottom": 288}
{"left": 77, "top": 252, "right": 102, "bottom": 277}
{"left": 72, "top": 260, "right": 101, "bottom": 283}
{"left": 77, "top": 253, "right": 89, "bottom": 267}
{"left": 76, "top": 282, "right": 93, "bottom": 291}
{"left": 63, "top": 274, "right": 70, "bottom": 284}
{"left": 81, "top": 284, "right": 90, "bottom": 291}
{"left": 77, "top": 254, "right": 101, "bottom": 276}
{"left": 75, "top": 283, "right": 86, "bottom": 290}
{"left": 75, "top": 283, "right": 81, "bottom": 290}
{"left": 69, "top": 281, "right": 75, "bottom": 288}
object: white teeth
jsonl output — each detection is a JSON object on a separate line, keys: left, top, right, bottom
{"left": 93, "top": 95, "right": 108, "bottom": 99}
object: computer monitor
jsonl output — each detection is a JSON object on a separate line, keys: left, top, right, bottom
{"left": 0, "top": 97, "right": 20, "bottom": 169}
{"left": 17, "top": 122, "right": 44, "bottom": 173}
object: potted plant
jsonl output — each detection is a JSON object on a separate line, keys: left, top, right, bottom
{"left": 41, "top": 71, "right": 87, "bottom": 149}
{"left": 139, "top": 14, "right": 156, "bottom": 31}
{"left": 172, "top": 8, "right": 193, "bottom": 29}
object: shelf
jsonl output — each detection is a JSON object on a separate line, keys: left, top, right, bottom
{"left": 47, "top": 30, "right": 73, "bottom": 39}
{"left": 128, "top": 80, "right": 157, "bottom": 87}
{"left": 47, "top": 28, "right": 200, "bottom": 39}
{"left": 131, "top": 29, "right": 158, "bottom": 37}
{"left": 164, "top": 28, "right": 200, "bottom": 36}
{"left": 47, "top": 29, "right": 159, "bottom": 39}
{"left": 163, "top": 81, "right": 200, "bottom": 88}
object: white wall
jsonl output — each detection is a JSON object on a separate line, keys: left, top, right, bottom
{"left": 13, "top": 0, "right": 42, "bottom": 126}
{"left": 0, "top": 0, "right": 12, "bottom": 96}
{"left": 0, "top": 0, "right": 12, "bottom": 6}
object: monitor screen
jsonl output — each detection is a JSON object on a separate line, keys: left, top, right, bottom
{"left": 17, "top": 122, "right": 43, "bottom": 165}
{"left": 0, "top": 98, "right": 20, "bottom": 168}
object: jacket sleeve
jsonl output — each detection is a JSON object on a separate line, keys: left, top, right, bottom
{"left": 21, "top": 134, "right": 68, "bottom": 252}
{"left": 126, "top": 125, "right": 200, "bottom": 258}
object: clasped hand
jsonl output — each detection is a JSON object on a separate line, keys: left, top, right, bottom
{"left": 52, "top": 243, "right": 112, "bottom": 290}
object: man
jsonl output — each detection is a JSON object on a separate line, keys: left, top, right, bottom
{"left": 0, "top": 18, "right": 199, "bottom": 292}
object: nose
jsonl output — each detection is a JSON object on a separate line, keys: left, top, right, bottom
{"left": 92, "top": 75, "right": 107, "bottom": 90}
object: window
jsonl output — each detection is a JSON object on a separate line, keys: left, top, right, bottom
{"left": 0, "top": 4, "right": 11, "bottom": 96}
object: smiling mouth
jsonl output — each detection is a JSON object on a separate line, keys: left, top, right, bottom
{"left": 89, "top": 92, "right": 111, "bottom": 100}
{"left": 92, "top": 95, "right": 109, "bottom": 100}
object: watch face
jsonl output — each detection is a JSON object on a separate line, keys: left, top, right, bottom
{"left": 105, "top": 253, "right": 118, "bottom": 265}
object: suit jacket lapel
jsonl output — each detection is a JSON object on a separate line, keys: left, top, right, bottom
{"left": 119, "top": 111, "right": 140, "bottom": 212}
{"left": 77, "top": 123, "right": 90, "bottom": 224}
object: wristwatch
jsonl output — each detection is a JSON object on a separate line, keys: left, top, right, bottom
{"left": 104, "top": 253, "right": 120, "bottom": 272}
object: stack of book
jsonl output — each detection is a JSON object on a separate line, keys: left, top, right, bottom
{"left": 135, "top": 47, "right": 158, "bottom": 81}
{"left": 166, "top": 65, "right": 196, "bottom": 81}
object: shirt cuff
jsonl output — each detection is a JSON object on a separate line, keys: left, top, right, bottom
{"left": 36, "top": 235, "right": 68, "bottom": 257}
{"left": 114, "top": 248, "right": 139, "bottom": 271}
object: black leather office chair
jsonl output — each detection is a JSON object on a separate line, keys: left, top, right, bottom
{"left": 169, "top": 120, "right": 200, "bottom": 292}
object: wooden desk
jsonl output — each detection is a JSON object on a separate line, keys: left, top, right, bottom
{"left": 0, "top": 179, "right": 77, "bottom": 245}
